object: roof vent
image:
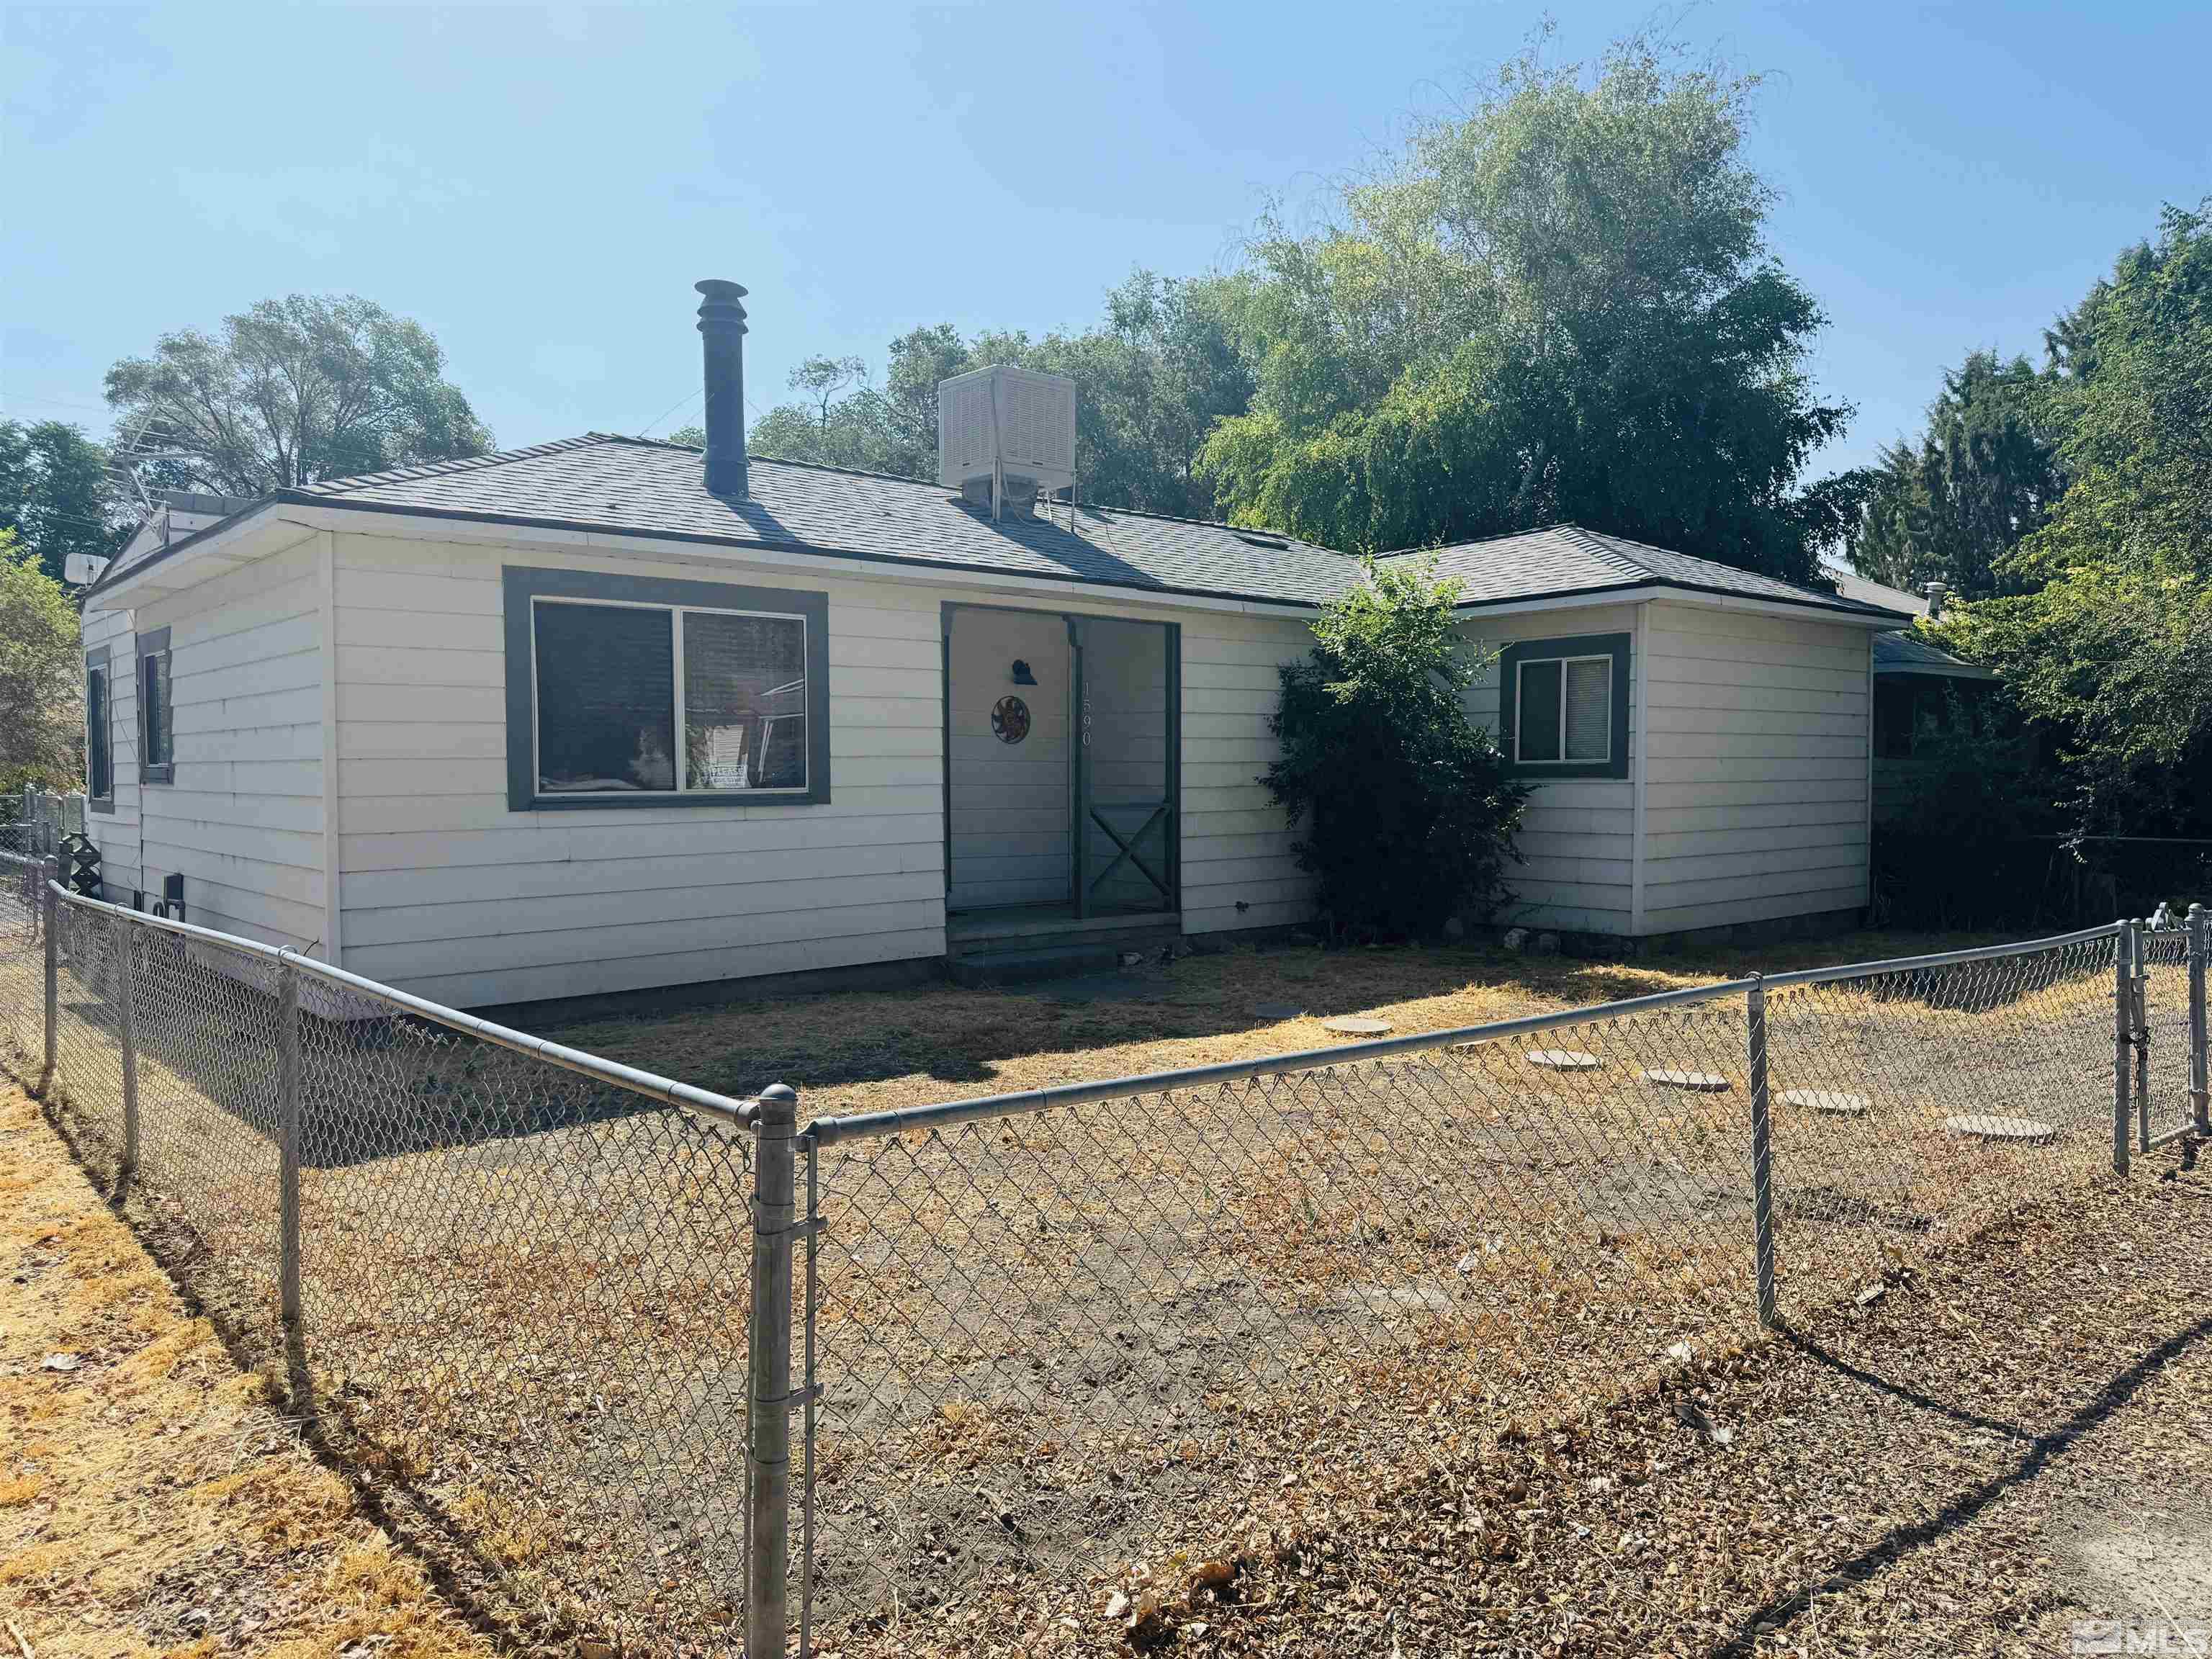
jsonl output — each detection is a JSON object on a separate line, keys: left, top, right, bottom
{"left": 938, "top": 365, "right": 1075, "bottom": 520}
{"left": 1233, "top": 529, "right": 1288, "bottom": 549}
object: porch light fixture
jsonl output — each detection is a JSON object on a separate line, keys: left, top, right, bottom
{"left": 1010, "top": 659, "right": 1037, "bottom": 685}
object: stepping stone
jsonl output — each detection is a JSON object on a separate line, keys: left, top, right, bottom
{"left": 1944, "top": 1113, "right": 2058, "bottom": 1143}
{"left": 1525, "top": 1048, "right": 1601, "bottom": 1071}
{"left": 1642, "top": 1068, "right": 1730, "bottom": 1092}
{"left": 1781, "top": 1088, "right": 1869, "bottom": 1117}
{"left": 1252, "top": 1002, "right": 1306, "bottom": 1022}
{"left": 1322, "top": 1015, "right": 1392, "bottom": 1036}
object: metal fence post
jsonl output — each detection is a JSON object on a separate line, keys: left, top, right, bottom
{"left": 39, "top": 858, "right": 58, "bottom": 1097}
{"left": 1745, "top": 974, "right": 1778, "bottom": 1329}
{"left": 746, "top": 1082, "right": 799, "bottom": 1659}
{"left": 2113, "top": 921, "right": 2134, "bottom": 1176}
{"left": 2132, "top": 919, "right": 2152, "bottom": 1156}
{"left": 117, "top": 918, "right": 140, "bottom": 1184}
{"left": 2190, "top": 903, "right": 2209, "bottom": 1138}
{"left": 277, "top": 961, "right": 302, "bottom": 1335}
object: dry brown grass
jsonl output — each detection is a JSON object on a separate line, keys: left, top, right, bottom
{"left": 0, "top": 1085, "right": 495, "bottom": 1659}
{"left": 535, "top": 926, "right": 2028, "bottom": 1117}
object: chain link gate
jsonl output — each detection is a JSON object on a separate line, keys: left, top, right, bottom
{"left": 2134, "top": 907, "right": 2209, "bottom": 1151}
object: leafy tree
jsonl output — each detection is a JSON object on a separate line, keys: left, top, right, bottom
{"left": 1196, "top": 32, "right": 1851, "bottom": 580}
{"left": 743, "top": 274, "right": 1255, "bottom": 518}
{"left": 1846, "top": 350, "right": 2066, "bottom": 598}
{"left": 0, "top": 529, "right": 85, "bottom": 792}
{"left": 104, "top": 294, "right": 491, "bottom": 494}
{"left": 0, "top": 420, "right": 130, "bottom": 585}
{"left": 1264, "top": 559, "right": 1529, "bottom": 940}
{"left": 1934, "top": 201, "right": 2212, "bottom": 832}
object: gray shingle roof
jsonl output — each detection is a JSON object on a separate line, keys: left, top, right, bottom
{"left": 284, "top": 434, "right": 1363, "bottom": 606}
{"left": 142, "top": 433, "right": 1903, "bottom": 623}
{"left": 1385, "top": 524, "right": 1907, "bottom": 621}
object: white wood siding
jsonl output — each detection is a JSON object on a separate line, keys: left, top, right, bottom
{"left": 119, "top": 542, "right": 330, "bottom": 953}
{"left": 330, "top": 529, "right": 1321, "bottom": 1004}
{"left": 331, "top": 532, "right": 947, "bottom": 1006}
{"left": 80, "top": 606, "right": 141, "bottom": 899}
{"left": 1458, "top": 604, "right": 1640, "bottom": 935}
{"left": 1639, "top": 601, "right": 1872, "bottom": 934}
{"left": 1177, "top": 614, "right": 1317, "bottom": 935}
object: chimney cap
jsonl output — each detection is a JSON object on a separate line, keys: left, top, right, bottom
{"left": 696, "top": 278, "right": 748, "bottom": 302}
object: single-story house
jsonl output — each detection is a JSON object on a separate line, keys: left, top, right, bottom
{"left": 76, "top": 280, "right": 1907, "bottom": 1010}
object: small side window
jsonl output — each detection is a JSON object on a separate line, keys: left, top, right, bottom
{"left": 86, "top": 650, "right": 114, "bottom": 807}
{"left": 1498, "top": 632, "right": 1631, "bottom": 781}
{"left": 138, "top": 626, "right": 174, "bottom": 786}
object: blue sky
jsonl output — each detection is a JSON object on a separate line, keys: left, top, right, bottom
{"left": 5, "top": 2, "right": 2208, "bottom": 483}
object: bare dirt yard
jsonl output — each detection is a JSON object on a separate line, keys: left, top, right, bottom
{"left": 529, "top": 926, "right": 2032, "bottom": 1114}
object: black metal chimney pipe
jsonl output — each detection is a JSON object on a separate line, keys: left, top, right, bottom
{"left": 695, "top": 279, "right": 749, "bottom": 498}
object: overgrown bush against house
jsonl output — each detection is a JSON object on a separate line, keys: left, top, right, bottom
{"left": 1265, "top": 559, "right": 1529, "bottom": 941}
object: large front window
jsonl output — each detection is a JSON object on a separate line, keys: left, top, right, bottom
{"left": 504, "top": 568, "right": 830, "bottom": 810}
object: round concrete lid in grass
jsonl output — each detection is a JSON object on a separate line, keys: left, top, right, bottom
{"left": 1781, "top": 1087, "right": 1870, "bottom": 1117}
{"left": 1944, "top": 1113, "right": 2059, "bottom": 1143}
{"left": 1525, "top": 1048, "right": 1601, "bottom": 1071}
{"left": 1322, "top": 1015, "right": 1393, "bottom": 1036}
{"left": 1252, "top": 1002, "right": 1306, "bottom": 1022}
{"left": 1642, "top": 1068, "right": 1730, "bottom": 1092}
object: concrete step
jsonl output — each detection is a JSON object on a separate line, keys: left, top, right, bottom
{"left": 946, "top": 912, "right": 1180, "bottom": 960}
{"left": 945, "top": 942, "right": 1123, "bottom": 987}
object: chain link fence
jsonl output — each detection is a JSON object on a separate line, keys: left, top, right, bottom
{"left": 788, "top": 918, "right": 2206, "bottom": 1646}
{"left": 9, "top": 877, "right": 765, "bottom": 1653}
{"left": 3, "top": 868, "right": 2206, "bottom": 1658}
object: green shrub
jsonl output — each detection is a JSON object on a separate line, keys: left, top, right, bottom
{"left": 1264, "top": 559, "right": 1529, "bottom": 940}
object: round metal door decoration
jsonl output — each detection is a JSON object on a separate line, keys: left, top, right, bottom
{"left": 991, "top": 694, "right": 1032, "bottom": 745}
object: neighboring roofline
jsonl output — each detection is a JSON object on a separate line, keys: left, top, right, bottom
{"left": 1877, "top": 660, "right": 1997, "bottom": 680}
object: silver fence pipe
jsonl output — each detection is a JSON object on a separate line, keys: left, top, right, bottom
{"left": 40, "top": 862, "right": 58, "bottom": 1096}
{"left": 799, "top": 1138, "right": 820, "bottom": 1659}
{"left": 1745, "top": 974, "right": 1779, "bottom": 1329}
{"left": 48, "top": 886, "right": 758, "bottom": 1130}
{"left": 117, "top": 920, "right": 140, "bottom": 1184}
{"left": 745, "top": 1082, "right": 799, "bottom": 1659}
{"left": 2113, "top": 920, "right": 2134, "bottom": 1177}
{"left": 1756, "top": 920, "right": 2126, "bottom": 991}
{"left": 2190, "top": 904, "right": 2208, "bottom": 1137}
{"left": 2132, "top": 920, "right": 2152, "bottom": 1156}
{"left": 277, "top": 961, "right": 303, "bottom": 1334}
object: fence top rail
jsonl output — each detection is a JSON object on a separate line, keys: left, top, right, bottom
{"left": 806, "top": 920, "right": 2131, "bottom": 1150}
{"left": 48, "top": 884, "right": 760, "bottom": 1129}
{"left": 804, "top": 974, "right": 1759, "bottom": 1150}
{"left": 1757, "top": 921, "right": 2125, "bottom": 991}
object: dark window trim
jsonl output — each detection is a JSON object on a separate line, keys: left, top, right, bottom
{"left": 1498, "top": 631, "right": 1632, "bottom": 782}
{"left": 137, "top": 625, "right": 174, "bottom": 786}
{"left": 86, "top": 644, "right": 114, "bottom": 812}
{"left": 502, "top": 566, "right": 832, "bottom": 812}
